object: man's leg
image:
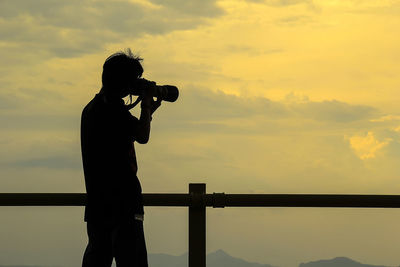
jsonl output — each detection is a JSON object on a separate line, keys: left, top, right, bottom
{"left": 82, "top": 222, "right": 114, "bottom": 267}
{"left": 113, "top": 219, "right": 148, "bottom": 267}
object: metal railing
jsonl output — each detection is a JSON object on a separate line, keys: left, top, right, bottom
{"left": 1, "top": 183, "right": 400, "bottom": 267}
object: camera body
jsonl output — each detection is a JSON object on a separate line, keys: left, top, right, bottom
{"left": 131, "top": 78, "right": 179, "bottom": 102}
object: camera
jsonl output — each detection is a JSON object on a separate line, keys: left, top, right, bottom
{"left": 131, "top": 78, "right": 179, "bottom": 102}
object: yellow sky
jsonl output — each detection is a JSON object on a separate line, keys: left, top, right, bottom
{"left": 0, "top": 0, "right": 400, "bottom": 266}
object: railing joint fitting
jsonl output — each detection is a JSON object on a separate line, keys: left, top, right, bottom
{"left": 212, "top": 192, "right": 226, "bottom": 208}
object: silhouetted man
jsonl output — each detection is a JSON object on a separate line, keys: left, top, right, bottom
{"left": 81, "top": 50, "right": 160, "bottom": 267}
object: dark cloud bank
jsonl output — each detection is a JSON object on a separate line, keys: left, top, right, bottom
{"left": 0, "top": 0, "right": 224, "bottom": 58}
{"left": 0, "top": 87, "right": 378, "bottom": 170}
{"left": 160, "top": 88, "right": 378, "bottom": 123}
{"left": 0, "top": 0, "right": 319, "bottom": 58}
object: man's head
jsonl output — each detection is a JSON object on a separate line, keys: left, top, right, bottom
{"left": 102, "top": 49, "right": 143, "bottom": 98}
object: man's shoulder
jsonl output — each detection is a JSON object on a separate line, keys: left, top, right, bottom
{"left": 82, "top": 94, "right": 103, "bottom": 115}
{"left": 82, "top": 94, "right": 138, "bottom": 123}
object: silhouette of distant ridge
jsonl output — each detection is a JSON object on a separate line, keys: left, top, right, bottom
{"left": 0, "top": 266, "right": 62, "bottom": 267}
{"left": 299, "top": 257, "right": 391, "bottom": 267}
{"left": 208, "top": 249, "right": 275, "bottom": 267}
{"left": 1, "top": 254, "right": 396, "bottom": 267}
{"left": 148, "top": 249, "right": 275, "bottom": 267}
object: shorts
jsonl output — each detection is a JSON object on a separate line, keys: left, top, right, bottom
{"left": 82, "top": 217, "right": 148, "bottom": 267}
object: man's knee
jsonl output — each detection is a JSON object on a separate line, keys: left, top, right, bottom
{"left": 82, "top": 242, "right": 113, "bottom": 267}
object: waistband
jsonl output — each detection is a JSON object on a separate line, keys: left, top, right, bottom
{"left": 134, "top": 214, "right": 144, "bottom": 221}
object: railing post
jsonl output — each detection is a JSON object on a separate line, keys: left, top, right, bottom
{"left": 189, "top": 183, "right": 206, "bottom": 267}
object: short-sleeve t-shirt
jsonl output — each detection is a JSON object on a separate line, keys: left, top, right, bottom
{"left": 81, "top": 93, "right": 144, "bottom": 222}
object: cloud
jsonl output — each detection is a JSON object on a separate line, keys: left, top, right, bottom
{"left": 149, "top": 0, "right": 223, "bottom": 16}
{"left": 370, "top": 114, "right": 400, "bottom": 122}
{"left": 265, "top": 0, "right": 314, "bottom": 6}
{"left": 0, "top": 86, "right": 378, "bottom": 135}
{"left": 0, "top": 113, "right": 79, "bottom": 131}
{"left": 291, "top": 100, "right": 376, "bottom": 123}
{"left": 223, "top": 45, "right": 284, "bottom": 56}
{"left": 165, "top": 87, "right": 376, "bottom": 123}
{"left": 349, "top": 131, "right": 391, "bottom": 160}
{"left": 0, "top": 88, "right": 65, "bottom": 111}
{"left": 275, "top": 15, "right": 314, "bottom": 26}
{"left": 0, "top": 0, "right": 224, "bottom": 58}
{"left": 319, "top": 0, "right": 400, "bottom": 9}
{"left": 0, "top": 85, "right": 383, "bottom": 184}
{"left": 6, "top": 155, "right": 81, "bottom": 170}
{"left": 0, "top": 129, "right": 81, "bottom": 172}
{"left": 0, "top": 92, "right": 20, "bottom": 110}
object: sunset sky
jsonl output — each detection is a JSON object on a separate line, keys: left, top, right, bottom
{"left": 0, "top": 0, "right": 400, "bottom": 266}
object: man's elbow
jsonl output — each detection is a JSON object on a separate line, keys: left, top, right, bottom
{"left": 136, "top": 135, "right": 150, "bottom": 144}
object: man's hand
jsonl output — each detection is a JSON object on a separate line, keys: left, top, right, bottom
{"left": 140, "top": 81, "right": 162, "bottom": 114}
{"left": 150, "top": 97, "right": 162, "bottom": 115}
{"left": 126, "top": 79, "right": 162, "bottom": 113}
{"left": 135, "top": 82, "right": 161, "bottom": 144}
{"left": 141, "top": 95, "right": 162, "bottom": 115}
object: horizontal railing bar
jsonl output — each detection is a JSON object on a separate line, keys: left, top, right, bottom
{"left": 0, "top": 193, "right": 87, "bottom": 206}
{"left": 205, "top": 194, "right": 400, "bottom": 208}
{"left": 144, "top": 194, "right": 191, "bottom": 206}
{"left": 0, "top": 193, "right": 191, "bottom": 206}
{"left": 1, "top": 193, "right": 400, "bottom": 208}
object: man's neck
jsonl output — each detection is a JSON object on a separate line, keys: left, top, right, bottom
{"left": 99, "top": 87, "right": 123, "bottom": 104}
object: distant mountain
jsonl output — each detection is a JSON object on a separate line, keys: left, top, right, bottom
{"left": 148, "top": 252, "right": 186, "bottom": 267}
{"left": 299, "top": 257, "right": 393, "bottom": 267}
{"left": 0, "top": 266, "right": 62, "bottom": 267}
{"left": 208, "top": 249, "right": 275, "bottom": 267}
{"left": 1, "top": 254, "right": 396, "bottom": 267}
{"left": 148, "top": 249, "right": 275, "bottom": 267}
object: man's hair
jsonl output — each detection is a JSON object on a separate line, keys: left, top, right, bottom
{"left": 102, "top": 48, "right": 143, "bottom": 89}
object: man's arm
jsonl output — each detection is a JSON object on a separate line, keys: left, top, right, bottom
{"left": 135, "top": 103, "right": 152, "bottom": 144}
{"left": 135, "top": 89, "right": 162, "bottom": 144}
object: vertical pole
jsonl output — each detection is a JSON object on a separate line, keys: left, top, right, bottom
{"left": 189, "top": 183, "right": 206, "bottom": 267}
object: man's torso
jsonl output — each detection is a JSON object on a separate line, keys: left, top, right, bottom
{"left": 81, "top": 94, "right": 144, "bottom": 222}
